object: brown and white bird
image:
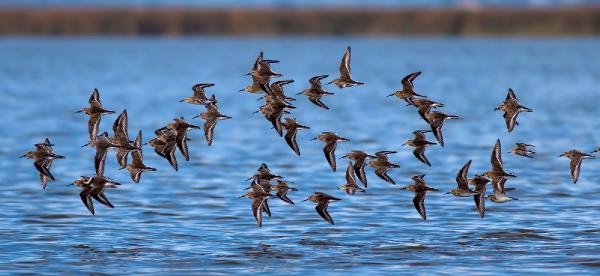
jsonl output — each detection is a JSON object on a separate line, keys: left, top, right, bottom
{"left": 400, "top": 174, "right": 438, "bottom": 220}
{"left": 298, "top": 75, "right": 334, "bottom": 110}
{"left": 402, "top": 130, "right": 437, "bottom": 167}
{"left": 281, "top": 117, "right": 310, "bottom": 156}
{"left": 180, "top": 83, "right": 215, "bottom": 105}
{"left": 339, "top": 161, "right": 366, "bottom": 195}
{"left": 446, "top": 160, "right": 478, "bottom": 197}
{"left": 495, "top": 88, "right": 532, "bottom": 132}
{"left": 559, "top": 149, "right": 595, "bottom": 184}
{"left": 303, "top": 192, "right": 341, "bottom": 224}
{"left": 341, "top": 150, "right": 375, "bottom": 187}
{"left": 123, "top": 131, "right": 156, "bottom": 183}
{"left": 509, "top": 143, "right": 535, "bottom": 158}
{"left": 76, "top": 88, "right": 115, "bottom": 142}
{"left": 328, "top": 46, "right": 364, "bottom": 88}
{"left": 388, "top": 71, "right": 426, "bottom": 105}
{"left": 368, "top": 150, "right": 401, "bottom": 185}
{"left": 194, "top": 102, "right": 231, "bottom": 146}
{"left": 20, "top": 137, "right": 65, "bottom": 190}
{"left": 312, "top": 132, "right": 350, "bottom": 172}
{"left": 71, "top": 175, "right": 121, "bottom": 215}
{"left": 111, "top": 109, "right": 138, "bottom": 169}
{"left": 425, "top": 111, "right": 459, "bottom": 147}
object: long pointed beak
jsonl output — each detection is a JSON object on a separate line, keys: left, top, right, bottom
{"left": 302, "top": 198, "right": 310, "bottom": 202}
{"left": 296, "top": 92, "right": 303, "bottom": 95}
{"left": 401, "top": 142, "right": 407, "bottom": 146}
{"left": 310, "top": 137, "right": 317, "bottom": 141}
{"left": 192, "top": 114, "right": 200, "bottom": 119}
{"left": 326, "top": 80, "right": 333, "bottom": 85}
{"left": 244, "top": 73, "right": 251, "bottom": 76}
{"left": 387, "top": 93, "right": 395, "bottom": 97}
{"left": 444, "top": 191, "right": 451, "bottom": 195}
{"left": 81, "top": 143, "right": 89, "bottom": 148}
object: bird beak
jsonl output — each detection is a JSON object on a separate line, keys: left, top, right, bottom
{"left": 302, "top": 198, "right": 310, "bottom": 202}
{"left": 310, "top": 137, "right": 317, "bottom": 141}
{"left": 244, "top": 73, "right": 251, "bottom": 76}
{"left": 444, "top": 191, "right": 451, "bottom": 195}
{"left": 296, "top": 92, "right": 303, "bottom": 95}
{"left": 387, "top": 93, "right": 395, "bottom": 97}
{"left": 191, "top": 114, "right": 200, "bottom": 119}
{"left": 81, "top": 143, "right": 89, "bottom": 148}
{"left": 19, "top": 154, "right": 26, "bottom": 158}
{"left": 401, "top": 142, "right": 407, "bottom": 146}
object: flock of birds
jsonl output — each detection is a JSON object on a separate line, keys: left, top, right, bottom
{"left": 20, "top": 46, "right": 599, "bottom": 226}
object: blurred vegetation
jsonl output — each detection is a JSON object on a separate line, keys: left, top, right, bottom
{"left": 0, "top": 7, "right": 599, "bottom": 36}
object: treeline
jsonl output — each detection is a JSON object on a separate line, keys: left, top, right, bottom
{"left": 0, "top": 7, "right": 599, "bottom": 36}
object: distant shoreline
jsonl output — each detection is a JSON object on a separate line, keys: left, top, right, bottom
{"left": 1, "top": 7, "right": 599, "bottom": 36}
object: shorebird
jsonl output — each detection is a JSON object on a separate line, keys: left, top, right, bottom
{"left": 303, "top": 192, "right": 341, "bottom": 224}
{"left": 312, "top": 132, "right": 350, "bottom": 172}
{"left": 446, "top": 160, "right": 478, "bottom": 197}
{"left": 256, "top": 96, "right": 295, "bottom": 137}
{"left": 388, "top": 71, "right": 426, "bottom": 105}
{"left": 409, "top": 97, "right": 444, "bottom": 121}
{"left": 247, "top": 163, "right": 282, "bottom": 182}
{"left": 193, "top": 102, "right": 231, "bottom": 146}
{"left": 483, "top": 139, "right": 517, "bottom": 181}
{"left": 495, "top": 88, "right": 533, "bottom": 132}
{"left": 239, "top": 75, "right": 264, "bottom": 94}
{"left": 281, "top": 117, "right": 310, "bottom": 156}
{"left": 482, "top": 139, "right": 517, "bottom": 203}
{"left": 147, "top": 127, "right": 178, "bottom": 171}
{"left": 20, "top": 137, "right": 65, "bottom": 190}
{"left": 341, "top": 150, "right": 375, "bottom": 187}
{"left": 559, "top": 150, "right": 595, "bottom": 184}
{"left": 71, "top": 175, "right": 121, "bottom": 215}
{"left": 368, "top": 150, "right": 401, "bottom": 185}
{"left": 271, "top": 179, "right": 298, "bottom": 205}
{"left": 85, "top": 131, "right": 129, "bottom": 176}
{"left": 470, "top": 175, "right": 490, "bottom": 218}
{"left": 328, "top": 46, "right": 364, "bottom": 88}
{"left": 268, "top": 79, "right": 296, "bottom": 103}
{"left": 487, "top": 177, "right": 518, "bottom": 203}
{"left": 76, "top": 88, "right": 115, "bottom": 142}
{"left": 166, "top": 117, "right": 200, "bottom": 161}
{"left": 339, "top": 161, "right": 365, "bottom": 195}
{"left": 240, "top": 186, "right": 271, "bottom": 227}
{"left": 247, "top": 51, "right": 282, "bottom": 86}
{"left": 425, "top": 111, "right": 459, "bottom": 147}
{"left": 123, "top": 131, "right": 156, "bottom": 183}
{"left": 402, "top": 130, "right": 437, "bottom": 167}
{"left": 180, "top": 83, "right": 215, "bottom": 105}
{"left": 400, "top": 174, "right": 438, "bottom": 220}
{"left": 509, "top": 143, "right": 536, "bottom": 158}
{"left": 298, "top": 75, "right": 334, "bottom": 110}
{"left": 111, "top": 110, "right": 138, "bottom": 169}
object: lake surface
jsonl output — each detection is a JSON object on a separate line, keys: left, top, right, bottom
{"left": 1, "top": 37, "right": 600, "bottom": 274}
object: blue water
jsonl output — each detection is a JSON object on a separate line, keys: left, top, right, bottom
{"left": 1, "top": 37, "right": 600, "bottom": 274}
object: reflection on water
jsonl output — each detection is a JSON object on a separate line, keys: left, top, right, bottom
{"left": 1, "top": 37, "right": 600, "bottom": 274}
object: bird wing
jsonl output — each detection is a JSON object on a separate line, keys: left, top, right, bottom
{"left": 323, "top": 141, "right": 338, "bottom": 172}
{"left": 413, "top": 191, "right": 427, "bottom": 220}
{"left": 339, "top": 46, "right": 352, "bottom": 79}
{"left": 456, "top": 160, "right": 472, "bottom": 189}
{"left": 316, "top": 202, "right": 334, "bottom": 224}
